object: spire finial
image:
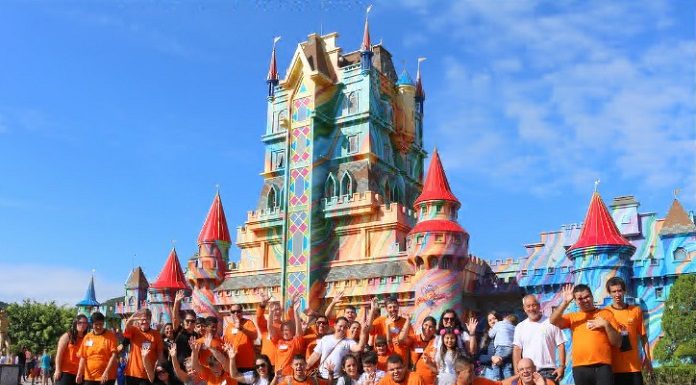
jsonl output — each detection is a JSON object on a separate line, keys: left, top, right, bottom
{"left": 267, "top": 38, "right": 280, "bottom": 97}
{"left": 674, "top": 188, "right": 681, "bottom": 199}
{"left": 171, "top": 239, "right": 177, "bottom": 249}
{"left": 215, "top": 183, "right": 221, "bottom": 194}
{"left": 594, "top": 179, "right": 600, "bottom": 193}
{"left": 361, "top": 5, "right": 372, "bottom": 52}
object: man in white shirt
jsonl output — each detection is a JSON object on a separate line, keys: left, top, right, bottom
{"left": 513, "top": 294, "right": 567, "bottom": 385}
{"left": 306, "top": 316, "right": 368, "bottom": 380}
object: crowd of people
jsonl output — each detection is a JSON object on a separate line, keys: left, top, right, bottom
{"left": 42, "top": 277, "right": 650, "bottom": 385}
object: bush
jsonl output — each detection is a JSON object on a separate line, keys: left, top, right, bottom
{"left": 650, "top": 365, "right": 696, "bottom": 385}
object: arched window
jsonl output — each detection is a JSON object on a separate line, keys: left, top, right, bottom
{"left": 391, "top": 185, "right": 400, "bottom": 204}
{"left": 343, "top": 92, "right": 358, "bottom": 115}
{"left": 384, "top": 181, "right": 392, "bottom": 203}
{"left": 128, "top": 296, "right": 134, "bottom": 306}
{"left": 415, "top": 257, "right": 424, "bottom": 271}
{"left": 340, "top": 171, "right": 354, "bottom": 198}
{"left": 275, "top": 110, "right": 288, "bottom": 132}
{"left": 267, "top": 186, "right": 278, "bottom": 209}
{"left": 441, "top": 256, "right": 452, "bottom": 269}
{"left": 325, "top": 174, "right": 337, "bottom": 199}
{"left": 428, "top": 256, "right": 438, "bottom": 269}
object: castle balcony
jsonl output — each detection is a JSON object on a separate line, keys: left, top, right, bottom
{"left": 323, "top": 190, "right": 382, "bottom": 218}
{"left": 246, "top": 206, "right": 284, "bottom": 225}
{"left": 237, "top": 207, "right": 284, "bottom": 244}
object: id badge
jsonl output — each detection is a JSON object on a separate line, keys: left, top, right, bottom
{"left": 142, "top": 341, "right": 151, "bottom": 350}
{"left": 415, "top": 348, "right": 424, "bottom": 354}
{"left": 85, "top": 340, "right": 94, "bottom": 347}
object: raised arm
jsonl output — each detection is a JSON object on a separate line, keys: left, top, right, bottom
{"left": 209, "top": 346, "right": 230, "bottom": 374}
{"left": 294, "top": 297, "right": 303, "bottom": 337}
{"left": 256, "top": 290, "right": 272, "bottom": 333}
{"left": 324, "top": 291, "right": 344, "bottom": 320}
{"left": 190, "top": 342, "right": 204, "bottom": 374}
{"left": 465, "top": 317, "right": 479, "bottom": 356}
{"left": 549, "top": 284, "right": 574, "bottom": 327}
{"left": 168, "top": 345, "right": 189, "bottom": 383}
{"left": 351, "top": 318, "right": 370, "bottom": 353}
{"left": 141, "top": 344, "right": 156, "bottom": 383}
{"left": 397, "top": 314, "right": 411, "bottom": 344}
{"left": 172, "top": 290, "right": 185, "bottom": 330}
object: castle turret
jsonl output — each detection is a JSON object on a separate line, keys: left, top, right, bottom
{"left": 149, "top": 248, "right": 189, "bottom": 326}
{"left": 76, "top": 275, "right": 100, "bottom": 316}
{"left": 566, "top": 191, "right": 636, "bottom": 305}
{"left": 360, "top": 15, "right": 373, "bottom": 73}
{"left": 188, "top": 192, "right": 230, "bottom": 318}
{"left": 407, "top": 149, "right": 471, "bottom": 326}
{"left": 415, "top": 59, "right": 425, "bottom": 115}
{"left": 267, "top": 37, "right": 280, "bottom": 98}
{"left": 123, "top": 267, "right": 148, "bottom": 316}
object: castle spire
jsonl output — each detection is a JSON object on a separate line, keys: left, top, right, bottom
{"left": 76, "top": 274, "right": 100, "bottom": 307}
{"left": 414, "top": 149, "right": 460, "bottom": 207}
{"left": 568, "top": 192, "right": 635, "bottom": 252}
{"left": 267, "top": 36, "right": 281, "bottom": 98}
{"left": 415, "top": 57, "right": 426, "bottom": 100}
{"left": 360, "top": 5, "right": 373, "bottom": 73}
{"left": 197, "top": 191, "right": 231, "bottom": 244}
{"left": 150, "top": 248, "right": 189, "bottom": 290}
{"left": 659, "top": 197, "right": 696, "bottom": 236}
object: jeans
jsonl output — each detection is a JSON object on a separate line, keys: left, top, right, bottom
{"left": 486, "top": 345, "right": 513, "bottom": 380}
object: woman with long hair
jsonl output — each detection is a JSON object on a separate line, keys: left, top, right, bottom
{"left": 477, "top": 311, "right": 501, "bottom": 381}
{"left": 54, "top": 314, "right": 90, "bottom": 385}
{"left": 227, "top": 348, "right": 273, "bottom": 385}
{"left": 410, "top": 316, "right": 437, "bottom": 385}
{"left": 328, "top": 354, "right": 361, "bottom": 385}
{"left": 435, "top": 309, "right": 478, "bottom": 357}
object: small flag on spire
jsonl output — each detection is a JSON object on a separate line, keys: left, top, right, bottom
{"left": 273, "top": 36, "right": 281, "bottom": 46}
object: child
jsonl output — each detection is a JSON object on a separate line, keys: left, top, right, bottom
{"left": 357, "top": 352, "right": 385, "bottom": 385}
{"left": 434, "top": 328, "right": 465, "bottom": 385}
{"left": 487, "top": 314, "right": 517, "bottom": 380}
{"left": 373, "top": 336, "right": 390, "bottom": 372}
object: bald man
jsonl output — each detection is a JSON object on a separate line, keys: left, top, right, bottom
{"left": 509, "top": 359, "right": 555, "bottom": 385}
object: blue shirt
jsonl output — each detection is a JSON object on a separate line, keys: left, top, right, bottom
{"left": 489, "top": 319, "right": 515, "bottom": 347}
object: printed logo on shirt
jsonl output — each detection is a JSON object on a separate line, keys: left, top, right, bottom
{"left": 86, "top": 340, "right": 94, "bottom": 347}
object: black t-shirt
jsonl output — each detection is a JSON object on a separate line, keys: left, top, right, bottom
{"left": 18, "top": 353, "right": 26, "bottom": 366}
{"left": 174, "top": 328, "right": 197, "bottom": 364}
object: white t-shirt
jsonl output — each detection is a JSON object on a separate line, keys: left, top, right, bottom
{"left": 433, "top": 332, "right": 471, "bottom": 358}
{"left": 241, "top": 371, "right": 270, "bottom": 385}
{"left": 313, "top": 334, "right": 357, "bottom": 379}
{"left": 512, "top": 316, "right": 566, "bottom": 370}
{"left": 357, "top": 370, "right": 385, "bottom": 385}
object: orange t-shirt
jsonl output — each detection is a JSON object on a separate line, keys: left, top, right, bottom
{"left": 377, "top": 372, "right": 424, "bottom": 385}
{"left": 605, "top": 305, "right": 646, "bottom": 373}
{"left": 124, "top": 325, "right": 163, "bottom": 379}
{"left": 410, "top": 335, "right": 436, "bottom": 385}
{"left": 371, "top": 316, "right": 415, "bottom": 365}
{"left": 223, "top": 319, "right": 257, "bottom": 369}
{"left": 198, "top": 365, "right": 237, "bottom": 385}
{"left": 273, "top": 336, "right": 305, "bottom": 375}
{"left": 195, "top": 336, "right": 224, "bottom": 365}
{"left": 558, "top": 308, "right": 619, "bottom": 367}
{"left": 256, "top": 307, "right": 282, "bottom": 366}
{"left": 60, "top": 335, "right": 84, "bottom": 375}
{"left": 472, "top": 378, "right": 502, "bottom": 385}
{"left": 377, "top": 352, "right": 390, "bottom": 371}
{"left": 77, "top": 330, "right": 118, "bottom": 381}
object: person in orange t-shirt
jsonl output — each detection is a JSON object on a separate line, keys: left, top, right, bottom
{"left": 124, "top": 309, "right": 163, "bottom": 385}
{"left": 377, "top": 355, "right": 424, "bottom": 385}
{"left": 605, "top": 277, "right": 652, "bottom": 385}
{"left": 197, "top": 316, "right": 224, "bottom": 366}
{"left": 256, "top": 291, "right": 283, "bottom": 366}
{"left": 270, "top": 299, "right": 305, "bottom": 376}
{"left": 224, "top": 304, "right": 258, "bottom": 373}
{"left": 550, "top": 284, "right": 621, "bottom": 385}
{"left": 370, "top": 298, "right": 415, "bottom": 366}
{"left": 374, "top": 336, "right": 391, "bottom": 372}
{"left": 191, "top": 342, "right": 233, "bottom": 385}
{"left": 76, "top": 312, "right": 118, "bottom": 385}
{"left": 499, "top": 358, "right": 555, "bottom": 385}
{"left": 303, "top": 316, "right": 330, "bottom": 375}
{"left": 272, "top": 355, "right": 318, "bottom": 385}
{"left": 453, "top": 356, "right": 502, "bottom": 385}
{"left": 410, "top": 316, "right": 437, "bottom": 385}
{"left": 54, "top": 314, "right": 89, "bottom": 385}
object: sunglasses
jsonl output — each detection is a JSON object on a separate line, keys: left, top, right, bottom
{"left": 230, "top": 310, "right": 242, "bottom": 314}
{"left": 156, "top": 370, "right": 167, "bottom": 375}
{"left": 184, "top": 319, "right": 195, "bottom": 323}
{"left": 316, "top": 321, "right": 328, "bottom": 325}
{"left": 255, "top": 364, "right": 266, "bottom": 369}
{"left": 443, "top": 317, "right": 455, "bottom": 321}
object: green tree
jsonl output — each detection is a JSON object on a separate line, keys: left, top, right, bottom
{"left": 654, "top": 274, "right": 696, "bottom": 364}
{"left": 6, "top": 300, "right": 75, "bottom": 356}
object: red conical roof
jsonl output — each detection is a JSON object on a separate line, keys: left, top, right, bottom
{"left": 267, "top": 47, "right": 278, "bottom": 82}
{"left": 198, "top": 192, "right": 231, "bottom": 244}
{"left": 150, "top": 248, "right": 189, "bottom": 290}
{"left": 413, "top": 150, "right": 460, "bottom": 206}
{"left": 361, "top": 19, "right": 371, "bottom": 51}
{"left": 568, "top": 192, "right": 633, "bottom": 251}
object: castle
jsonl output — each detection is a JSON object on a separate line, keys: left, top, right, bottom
{"left": 76, "top": 23, "right": 696, "bottom": 378}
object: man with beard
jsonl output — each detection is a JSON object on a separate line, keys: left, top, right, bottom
{"left": 550, "top": 284, "right": 621, "bottom": 385}
{"left": 370, "top": 298, "right": 413, "bottom": 365}
{"left": 306, "top": 317, "right": 369, "bottom": 381}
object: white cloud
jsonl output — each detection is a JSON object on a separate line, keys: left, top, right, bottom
{"left": 0, "top": 264, "right": 124, "bottom": 306}
{"left": 411, "top": 1, "right": 695, "bottom": 202}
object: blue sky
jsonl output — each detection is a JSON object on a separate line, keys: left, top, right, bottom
{"left": 0, "top": 1, "right": 694, "bottom": 305}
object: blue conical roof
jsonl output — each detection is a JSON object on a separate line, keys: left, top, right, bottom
{"left": 76, "top": 276, "right": 100, "bottom": 306}
{"left": 396, "top": 69, "right": 414, "bottom": 86}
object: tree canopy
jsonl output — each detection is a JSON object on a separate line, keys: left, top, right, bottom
{"left": 6, "top": 300, "right": 75, "bottom": 355}
{"left": 654, "top": 274, "right": 696, "bottom": 364}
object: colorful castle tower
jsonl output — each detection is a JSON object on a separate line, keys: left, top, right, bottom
{"left": 224, "top": 19, "right": 427, "bottom": 314}
{"left": 149, "top": 248, "right": 189, "bottom": 325}
{"left": 76, "top": 275, "right": 100, "bottom": 316}
{"left": 406, "top": 150, "right": 474, "bottom": 326}
{"left": 120, "top": 267, "right": 149, "bottom": 315}
{"left": 566, "top": 191, "right": 636, "bottom": 305}
{"left": 187, "top": 192, "right": 230, "bottom": 318}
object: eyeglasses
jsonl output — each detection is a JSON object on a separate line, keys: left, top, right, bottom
{"left": 230, "top": 310, "right": 241, "bottom": 314}
{"left": 77, "top": 321, "right": 89, "bottom": 325}
{"left": 156, "top": 371, "right": 167, "bottom": 376}
{"left": 184, "top": 319, "right": 195, "bottom": 323}
{"left": 442, "top": 317, "right": 455, "bottom": 321}
{"left": 316, "top": 321, "right": 327, "bottom": 325}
